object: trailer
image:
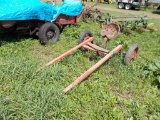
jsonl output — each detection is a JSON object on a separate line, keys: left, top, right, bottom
{"left": 0, "top": 0, "right": 84, "bottom": 45}
{"left": 118, "top": 0, "right": 160, "bottom": 10}
{"left": 118, "top": 0, "right": 142, "bottom": 10}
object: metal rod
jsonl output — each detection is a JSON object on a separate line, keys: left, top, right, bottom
{"left": 62, "top": 45, "right": 123, "bottom": 94}
{"left": 37, "top": 37, "right": 94, "bottom": 71}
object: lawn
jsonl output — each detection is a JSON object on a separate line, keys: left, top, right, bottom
{"left": 0, "top": 1, "right": 160, "bottom": 120}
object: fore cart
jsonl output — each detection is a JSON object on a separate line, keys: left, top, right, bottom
{"left": 37, "top": 31, "right": 139, "bottom": 94}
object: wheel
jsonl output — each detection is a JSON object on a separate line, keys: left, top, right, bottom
{"left": 125, "top": 4, "right": 131, "bottom": 10}
{"left": 124, "top": 44, "right": 139, "bottom": 65}
{"left": 38, "top": 22, "right": 60, "bottom": 45}
{"left": 78, "top": 31, "right": 93, "bottom": 50}
{"left": 94, "top": 14, "right": 102, "bottom": 23}
{"left": 118, "top": 3, "right": 124, "bottom": 9}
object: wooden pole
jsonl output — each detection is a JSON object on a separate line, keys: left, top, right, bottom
{"left": 37, "top": 37, "right": 94, "bottom": 71}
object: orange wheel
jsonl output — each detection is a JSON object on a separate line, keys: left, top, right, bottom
{"left": 124, "top": 44, "right": 139, "bottom": 65}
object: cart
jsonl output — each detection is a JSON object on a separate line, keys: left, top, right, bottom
{"left": 0, "top": 0, "right": 84, "bottom": 45}
{"left": 37, "top": 31, "right": 139, "bottom": 94}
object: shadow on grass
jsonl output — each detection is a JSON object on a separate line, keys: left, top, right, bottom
{"left": 152, "top": 11, "right": 160, "bottom": 15}
{"left": 152, "top": 80, "right": 160, "bottom": 89}
{"left": 132, "top": 8, "right": 141, "bottom": 11}
{"left": 0, "top": 34, "right": 38, "bottom": 46}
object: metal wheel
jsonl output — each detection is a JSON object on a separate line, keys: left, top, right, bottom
{"left": 124, "top": 44, "right": 139, "bottom": 65}
{"left": 125, "top": 4, "right": 131, "bottom": 10}
{"left": 78, "top": 31, "right": 93, "bottom": 50}
{"left": 94, "top": 14, "right": 102, "bottom": 23}
{"left": 118, "top": 3, "right": 124, "bottom": 9}
{"left": 38, "top": 23, "right": 60, "bottom": 45}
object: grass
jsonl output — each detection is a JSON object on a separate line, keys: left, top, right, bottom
{"left": 0, "top": 4, "right": 160, "bottom": 120}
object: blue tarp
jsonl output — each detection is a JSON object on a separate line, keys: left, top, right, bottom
{"left": 0, "top": 0, "right": 83, "bottom": 22}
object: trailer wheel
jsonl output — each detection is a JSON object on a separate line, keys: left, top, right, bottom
{"left": 78, "top": 31, "right": 93, "bottom": 50}
{"left": 38, "top": 23, "right": 60, "bottom": 45}
{"left": 118, "top": 3, "right": 124, "bottom": 9}
{"left": 125, "top": 4, "right": 131, "bottom": 10}
{"left": 94, "top": 14, "right": 102, "bottom": 23}
{"left": 124, "top": 44, "right": 139, "bottom": 65}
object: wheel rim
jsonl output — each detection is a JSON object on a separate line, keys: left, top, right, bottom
{"left": 79, "top": 31, "right": 93, "bottom": 50}
{"left": 82, "top": 34, "right": 93, "bottom": 43}
{"left": 129, "top": 48, "right": 138, "bottom": 61}
{"left": 119, "top": 3, "right": 124, "bottom": 8}
{"left": 81, "top": 35, "right": 91, "bottom": 50}
{"left": 46, "top": 29, "right": 56, "bottom": 41}
{"left": 125, "top": 4, "right": 130, "bottom": 9}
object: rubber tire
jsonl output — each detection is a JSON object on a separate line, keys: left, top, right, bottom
{"left": 38, "top": 22, "right": 60, "bottom": 45}
{"left": 78, "top": 31, "right": 93, "bottom": 44}
{"left": 125, "top": 4, "right": 131, "bottom": 10}
{"left": 118, "top": 3, "right": 124, "bottom": 9}
{"left": 124, "top": 44, "right": 139, "bottom": 65}
{"left": 94, "top": 14, "right": 102, "bottom": 23}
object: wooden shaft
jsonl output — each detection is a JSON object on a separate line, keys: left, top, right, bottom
{"left": 37, "top": 37, "right": 94, "bottom": 71}
{"left": 62, "top": 45, "right": 122, "bottom": 94}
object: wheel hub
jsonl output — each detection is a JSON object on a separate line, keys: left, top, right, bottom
{"left": 47, "top": 31, "right": 54, "bottom": 38}
{"left": 130, "top": 50, "right": 138, "bottom": 61}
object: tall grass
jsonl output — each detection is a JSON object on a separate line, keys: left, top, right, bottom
{"left": 0, "top": 9, "right": 160, "bottom": 120}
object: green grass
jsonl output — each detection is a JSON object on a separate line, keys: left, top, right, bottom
{"left": 0, "top": 11, "right": 160, "bottom": 119}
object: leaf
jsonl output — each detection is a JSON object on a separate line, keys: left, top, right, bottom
{"left": 155, "top": 62, "right": 160, "bottom": 69}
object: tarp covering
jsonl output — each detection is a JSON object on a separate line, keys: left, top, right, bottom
{"left": 0, "top": 0, "right": 83, "bottom": 22}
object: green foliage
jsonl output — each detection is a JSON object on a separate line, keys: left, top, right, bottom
{"left": 142, "top": 61, "right": 160, "bottom": 88}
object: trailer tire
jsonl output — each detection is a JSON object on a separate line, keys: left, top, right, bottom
{"left": 118, "top": 3, "right": 124, "bottom": 9}
{"left": 125, "top": 4, "right": 131, "bottom": 10}
{"left": 124, "top": 44, "right": 139, "bottom": 65}
{"left": 78, "top": 31, "right": 93, "bottom": 50}
{"left": 38, "top": 22, "right": 60, "bottom": 45}
{"left": 94, "top": 14, "right": 102, "bottom": 23}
